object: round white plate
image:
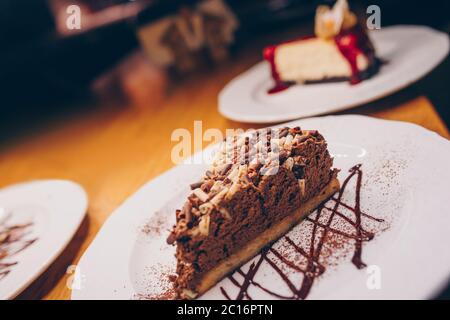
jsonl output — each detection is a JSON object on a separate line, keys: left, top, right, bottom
{"left": 0, "top": 180, "right": 88, "bottom": 300}
{"left": 219, "top": 25, "right": 449, "bottom": 123}
{"left": 72, "top": 115, "right": 450, "bottom": 300}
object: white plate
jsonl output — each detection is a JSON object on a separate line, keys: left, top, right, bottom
{"left": 219, "top": 25, "right": 449, "bottom": 123}
{"left": 0, "top": 180, "right": 88, "bottom": 300}
{"left": 72, "top": 115, "right": 450, "bottom": 300}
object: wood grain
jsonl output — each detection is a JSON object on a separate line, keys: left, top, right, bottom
{"left": 1, "top": 45, "right": 448, "bottom": 300}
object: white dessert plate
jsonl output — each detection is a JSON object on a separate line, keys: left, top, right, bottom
{"left": 0, "top": 180, "right": 88, "bottom": 300}
{"left": 219, "top": 25, "right": 449, "bottom": 123}
{"left": 72, "top": 115, "right": 450, "bottom": 300}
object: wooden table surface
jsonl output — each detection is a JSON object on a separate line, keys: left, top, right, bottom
{"left": 1, "top": 43, "right": 449, "bottom": 300}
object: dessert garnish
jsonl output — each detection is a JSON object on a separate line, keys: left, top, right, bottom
{"left": 264, "top": 0, "right": 379, "bottom": 94}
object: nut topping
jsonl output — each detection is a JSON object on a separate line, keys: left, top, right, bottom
{"left": 193, "top": 188, "right": 209, "bottom": 203}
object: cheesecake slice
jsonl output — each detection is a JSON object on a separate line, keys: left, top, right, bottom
{"left": 167, "top": 127, "right": 339, "bottom": 299}
{"left": 264, "top": 0, "right": 379, "bottom": 93}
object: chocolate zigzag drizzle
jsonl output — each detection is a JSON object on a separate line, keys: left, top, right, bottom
{"left": 220, "top": 164, "right": 385, "bottom": 300}
{"left": 0, "top": 218, "right": 37, "bottom": 281}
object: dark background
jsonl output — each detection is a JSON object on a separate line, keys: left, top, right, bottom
{"left": 0, "top": 0, "right": 449, "bottom": 299}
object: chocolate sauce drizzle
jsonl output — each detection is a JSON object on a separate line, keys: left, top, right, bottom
{"left": 220, "top": 164, "right": 385, "bottom": 300}
{"left": 0, "top": 216, "right": 37, "bottom": 281}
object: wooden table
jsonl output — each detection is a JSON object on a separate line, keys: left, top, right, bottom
{"left": 1, "top": 43, "right": 449, "bottom": 300}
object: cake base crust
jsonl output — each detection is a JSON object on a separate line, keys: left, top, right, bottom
{"left": 186, "top": 177, "right": 340, "bottom": 299}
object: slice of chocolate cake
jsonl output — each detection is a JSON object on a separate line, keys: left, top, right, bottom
{"left": 167, "top": 127, "right": 339, "bottom": 299}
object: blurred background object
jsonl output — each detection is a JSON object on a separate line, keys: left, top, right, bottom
{"left": 0, "top": 0, "right": 448, "bottom": 133}
{"left": 49, "top": 0, "right": 150, "bottom": 36}
{"left": 137, "top": 0, "right": 238, "bottom": 77}
{"left": 0, "top": 0, "right": 142, "bottom": 137}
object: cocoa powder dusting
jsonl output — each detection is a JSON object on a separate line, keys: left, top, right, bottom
{"left": 135, "top": 288, "right": 176, "bottom": 300}
{"left": 133, "top": 264, "right": 177, "bottom": 300}
{"left": 140, "top": 211, "right": 170, "bottom": 237}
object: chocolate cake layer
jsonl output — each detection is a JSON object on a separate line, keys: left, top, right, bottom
{"left": 167, "top": 127, "right": 338, "bottom": 299}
